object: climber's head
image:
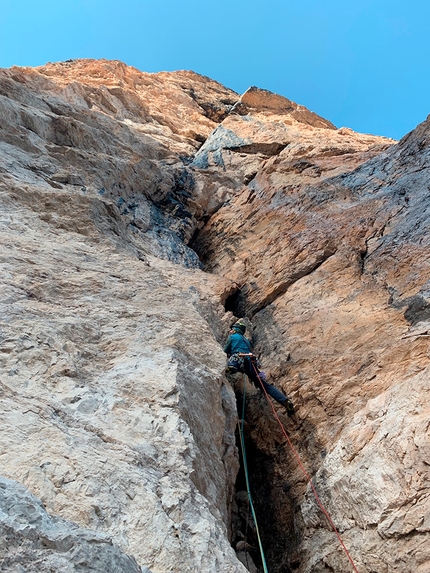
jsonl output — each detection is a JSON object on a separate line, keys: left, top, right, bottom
{"left": 232, "top": 321, "right": 246, "bottom": 335}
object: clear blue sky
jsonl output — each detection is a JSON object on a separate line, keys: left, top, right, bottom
{"left": 1, "top": 0, "right": 429, "bottom": 139}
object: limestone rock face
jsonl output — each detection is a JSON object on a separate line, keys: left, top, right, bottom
{"left": 194, "top": 95, "right": 430, "bottom": 571}
{"left": 0, "top": 58, "right": 429, "bottom": 573}
{"left": 0, "top": 60, "right": 245, "bottom": 573}
{"left": 0, "top": 59, "right": 239, "bottom": 267}
{"left": 0, "top": 475, "right": 141, "bottom": 572}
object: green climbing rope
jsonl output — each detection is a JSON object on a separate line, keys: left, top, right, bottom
{"left": 237, "top": 374, "right": 269, "bottom": 573}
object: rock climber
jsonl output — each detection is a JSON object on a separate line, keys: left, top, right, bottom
{"left": 224, "top": 321, "right": 295, "bottom": 416}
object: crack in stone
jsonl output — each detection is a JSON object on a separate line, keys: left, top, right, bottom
{"left": 250, "top": 247, "right": 338, "bottom": 315}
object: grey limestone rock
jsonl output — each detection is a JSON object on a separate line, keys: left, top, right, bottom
{"left": 0, "top": 475, "right": 142, "bottom": 572}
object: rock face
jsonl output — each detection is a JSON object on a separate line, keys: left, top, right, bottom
{"left": 0, "top": 475, "right": 141, "bottom": 572}
{"left": 0, "top": 58, "right": 429, "bottom": 573}
{"left": 193, "top": 85, "right": 430, "bottom": 572}
{"left": 0, "top": 59, "right": 245, "bottom": 573}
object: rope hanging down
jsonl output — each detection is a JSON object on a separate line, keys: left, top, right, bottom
{"left": 249, "top": 360, "right": 360, "bottom": 573}
{"left": 237, "top": 374, "right": 269, "bottom": 573}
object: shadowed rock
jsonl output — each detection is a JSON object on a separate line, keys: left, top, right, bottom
{"left": 0, "top": 476, "right": 142, "bottom": 572}
{"left": 1, "top": 58, "right": 429, "bottom": 573}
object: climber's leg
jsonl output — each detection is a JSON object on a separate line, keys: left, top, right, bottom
{"left": 245, "top": 359, "right": 295, "bottom": 415}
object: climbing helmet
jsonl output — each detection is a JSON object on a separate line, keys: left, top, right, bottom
{"left": 232, "top": 321, "right": 246, "bottom": 334}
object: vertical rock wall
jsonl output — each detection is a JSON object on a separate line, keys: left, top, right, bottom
{"left": 194, "top": 101, "right": 430, "bottom": 572}
{"left": 0, "top": 61, "right": 247, "bottom": 573}
{"left": 1, "top": 58, "right": 430, "bottom": 573}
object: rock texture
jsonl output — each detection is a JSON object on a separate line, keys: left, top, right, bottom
{"left": 0, "top": 59, "right": 245, "bottom": 573}
{"left": 0, "top": 475, "right": 141, "bottom": 572}
{"left": 193, "top": 84, "right": 430, "bottom": 572}
{"left": 0, "top": 58, "right": 429, "bottom": 573}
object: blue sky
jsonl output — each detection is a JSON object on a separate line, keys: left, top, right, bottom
{"left": 1, "top": 0, "right": 429, "bottom": 139}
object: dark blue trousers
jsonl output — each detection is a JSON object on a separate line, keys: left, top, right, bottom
{"left": 243, "top": 358, "right": 287, "bottom": 405}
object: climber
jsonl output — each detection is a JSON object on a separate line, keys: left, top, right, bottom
{"left": 224, "top": 321, "right": 295, "bottom": 416}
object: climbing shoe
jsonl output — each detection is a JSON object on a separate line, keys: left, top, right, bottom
{"left": 283, "top": 398, "right": 295, "bottom": 417}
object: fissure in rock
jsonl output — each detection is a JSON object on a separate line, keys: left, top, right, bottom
{"left": 190, "top": 219, "right": 306, "bottom": 571}
{"left": 5, "top": 61, "right": 430, "bottom": 573}
{"left": 228, "top": 376, "right": 300, "bottom": 573}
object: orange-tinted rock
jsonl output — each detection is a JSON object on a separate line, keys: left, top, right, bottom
{"left": 1, "top": 58, "right": 430, "bottom": 573}
{"left": 194, "top": 96, "right": 430, "bottom": 572}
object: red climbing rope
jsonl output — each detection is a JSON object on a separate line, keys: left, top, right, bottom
{"left": 249, "top": 359, "right": 360, "bottom": 573}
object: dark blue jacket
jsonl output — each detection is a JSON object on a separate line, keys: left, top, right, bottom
{"left": 223, "top": 332, "right": 252, "bottom": 356}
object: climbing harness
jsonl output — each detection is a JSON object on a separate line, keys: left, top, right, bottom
{"left": 237, "top": 374, "right": 269, "bottom": 573}
{"left": 227, "top": 353, "right": 245, "bottom": 373}
{"left": 248, "top": 359, "right": 360, "bottom": 573}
